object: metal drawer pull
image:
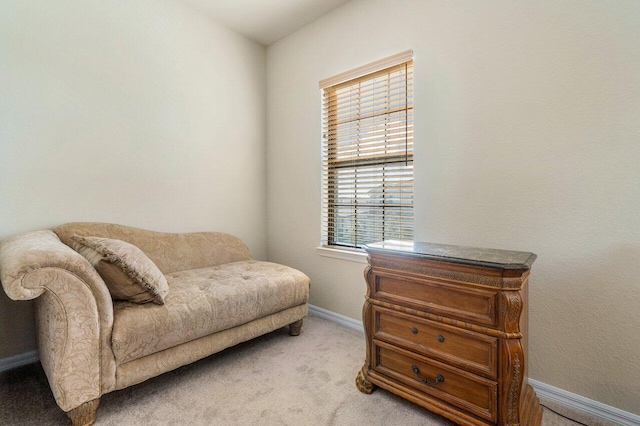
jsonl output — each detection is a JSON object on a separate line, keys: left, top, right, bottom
{"left": 411, "top": 327, "right": 418, "bottom": 334}
{"left": 437, "top": 334, "right": 445, "bottom": 342}
{"left": 411, "top": 365, "right": 444, "bottom": 385}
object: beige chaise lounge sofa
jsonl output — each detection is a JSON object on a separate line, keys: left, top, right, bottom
{"left": 0, "top": 223, "right": 310, "bottom": 425}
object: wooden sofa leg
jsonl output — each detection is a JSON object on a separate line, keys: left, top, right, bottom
{"left": 289, "top": 319, "right": 303, "bottom": 336}
{"left": 66, "top": 398, "right": 100, "bottom": 426}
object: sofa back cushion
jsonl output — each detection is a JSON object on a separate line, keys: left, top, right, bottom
{"left": 54, "top": 223, "right": 252, "bottom": 274}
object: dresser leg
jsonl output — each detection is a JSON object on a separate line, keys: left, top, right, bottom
{"left": 519, "top": 383, "right": 543, "bottom": 425}
{"left": 356, "top": 367, "right": 377, "bottom": 394}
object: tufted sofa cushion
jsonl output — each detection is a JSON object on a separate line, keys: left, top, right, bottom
{"left": 111, "top": 260, "right": 310, "bottom": 364}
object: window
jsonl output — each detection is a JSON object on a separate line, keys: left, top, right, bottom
{"left": 320, "top": 51, "right": 414, "bottom": 249}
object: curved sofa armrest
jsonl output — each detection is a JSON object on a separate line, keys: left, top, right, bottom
{"left": 1, "top": 230, "right": 111, "bottom": 303}
{"left": 0, "top": 230, "right": 116, "bottom": 412}
{"left": 54, "top": 222, "right": 253, "bottom": 274}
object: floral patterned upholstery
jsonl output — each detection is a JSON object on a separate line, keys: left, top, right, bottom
{"left": 0, "top": 223, "right": 310, "bottom": 418}
{"left": 112, "top": 260, "right": 309, "bottom": 363}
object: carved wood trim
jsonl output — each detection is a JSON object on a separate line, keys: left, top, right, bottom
{"left": 507, "top": 354, "right": 521, "bottom": 424}
{"left": 356, "top": 366, "right": 376, "bottom": 394}
{"left": 363, "top": 266, "right": 375, "bottom": 370}
{"left": 502, "top": 292, "right": 523, "bottom": 334}
{"left": 364, "top": 265, "right": 373, "bottom": 298}
{"left": 500, "top": 339, "right": 525, "bottom": 425}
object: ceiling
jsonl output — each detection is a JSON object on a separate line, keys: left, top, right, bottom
{"left": 178, "top": 0, "right": 352, "bottom": 46}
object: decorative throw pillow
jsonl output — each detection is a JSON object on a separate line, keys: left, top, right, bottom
{"left": 71, "top": 235, "right": 168, "bottom": 305}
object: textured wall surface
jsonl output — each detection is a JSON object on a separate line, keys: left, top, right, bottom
{"left": 266, "top": 0, "right": 640, "bottom": 414}
{"left": 0, "top": 0, "right": 266, "bottom": 358}
{"left": 2, "top": 0, "right": 640, "bottom": 416}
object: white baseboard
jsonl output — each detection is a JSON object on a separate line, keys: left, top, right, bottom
{"left": 0, "top": 350, "right": 39, "bottom": 372}
{"left": 309, "top": 304, "right": 640, "bottom": 426}
{"left": 530, "top": 379, "right": 640, "bottom": 426}
{"left": 308, "top": 304, "right": 364, "bottom": 332}
{"left": 3, "top": 310, "right": 640, "bottom": 425}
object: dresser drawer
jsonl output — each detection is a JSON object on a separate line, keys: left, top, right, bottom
{"left": 373, "top": 341, "right": 497, "bottom": 423}
{"left": 373, "top": 307, "right": 498, "bottom": 379}
{"left": 373, "top": 272, "right": 498, "bottom": 326}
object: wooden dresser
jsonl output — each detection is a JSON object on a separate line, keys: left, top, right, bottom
{"left": 356, "top": 241, "right": 542, "bottom": 426}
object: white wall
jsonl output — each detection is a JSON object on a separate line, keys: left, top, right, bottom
{"left": 267, "top": 0, "right": 640, "bottom": 415}
{"left": 0, "top": 0, "right": 266, "bottom": 358}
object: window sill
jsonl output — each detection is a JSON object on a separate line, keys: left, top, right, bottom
{"left": 316, "top": 246, "right": 368, "bottom": 264}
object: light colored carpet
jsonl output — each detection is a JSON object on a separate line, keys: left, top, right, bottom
{"left": 1, "top": 315, "right": 601, "bottom": 425}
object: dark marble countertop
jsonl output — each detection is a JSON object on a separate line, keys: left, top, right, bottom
{"left": 364, "top": 240, "right": 537, "bottom": 270}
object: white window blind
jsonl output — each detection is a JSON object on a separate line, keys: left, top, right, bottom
{"left": 321, "top": 51, "right": 414, "bottom": 249}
